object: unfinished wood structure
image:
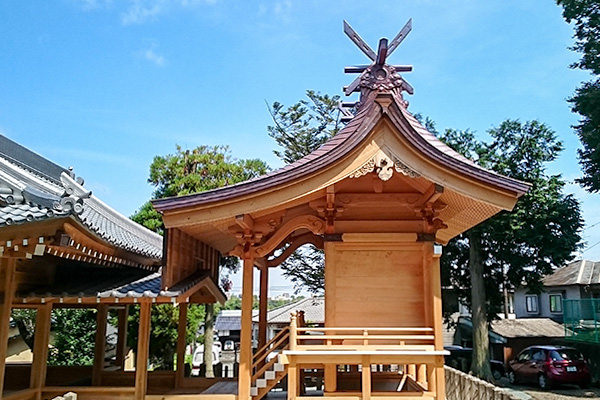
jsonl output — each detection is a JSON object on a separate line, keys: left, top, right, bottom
{"left": 153, "top": 20, "right": 529, "bottom": 400}
{"left": 0, "top": 135, "right": 226, "bottom": 400}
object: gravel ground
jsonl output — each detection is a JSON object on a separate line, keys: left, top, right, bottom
{"left": 496, "top": 377, "right": 600, "bottom": 400}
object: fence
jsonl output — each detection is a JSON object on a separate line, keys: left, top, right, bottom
{"left": 445, "top": 366, "right": 521, "bottom": 400}
{"left": 563, "top": 298, "right": 600, "bottom": 344}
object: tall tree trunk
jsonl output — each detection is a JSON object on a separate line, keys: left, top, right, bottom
{"left": 468, "top": 230, "right": 493, "bottom": 381}
{"left": 503, "top": 280, "right": 510, "bottom": 318}
{"left": 203, "top": 303, "right": 215, "bottom": 378}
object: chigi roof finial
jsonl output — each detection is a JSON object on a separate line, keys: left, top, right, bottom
{"left": 340, "top": 19, "right": 414, "bottom": 121}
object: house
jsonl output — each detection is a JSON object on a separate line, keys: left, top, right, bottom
{"left": 0, "top": 134, "right": 226, "bottom": 400}
{"left": 152, "top": 20, "right": 528, "bottom": 400}
{"left": 454, "top": 316, "right": 565, "bottom": 364}
{"left": 514, "top": 259, "right": 600, "bottom": 324}
{"left": 215, "top": 309, "right": 259, "bottom": 347}
{"left": 252, "top": 296, "right": 325, "bottom": 343}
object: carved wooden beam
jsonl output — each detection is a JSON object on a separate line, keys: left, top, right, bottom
{"left": 253, "top": 215, "right": 325, "bottom": 258}
{"left": 266, "top": 233, "right": 324, "bottom": 267}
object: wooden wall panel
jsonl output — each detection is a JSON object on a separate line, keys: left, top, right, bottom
{"left": 163, "top": 228, "right": 220, "bottom": 289}
{"left": 326, "top": 243, "right": 426, "bottom": 328}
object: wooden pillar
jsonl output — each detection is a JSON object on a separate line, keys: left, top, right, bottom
{"left": 432, "top": 252, "right": 446, "bottom": 398}
{"left": 92, "top": 304, "right": 108, "bottom": 386}
{"left": 361, "top": 356, "right": 371, "bottom": 400}
{"left": 175, "top": 303, "right": 188, "bottom": 387}
{"left": 323, "top": 242, "right": 337, "bottom": 394}
{"left": 287, "top": 361, "right": 299, "bottom": 400}
{"left": 115, "top": 305, "right": 129, "bottom": 370}
{"left": 0, "top": 258, "right": 16, "bottom": 398}
{"left": 134, "top": 301, "right": 151, "bottom": 400}
{"left": 238, "top": 257, "right": 255, "bottom": 400}
{"left": 30, "top": 303, "right": 52, "bottom": 400}
{"left": 258, "top": 266, "right": 268, "bottom": 351}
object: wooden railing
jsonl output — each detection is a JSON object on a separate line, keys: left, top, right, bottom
{"left": 281, "top": 313, "right": 447, "bottom": 399}
{"left": 292, "top": 326, "right": 436, "bottom": 350}
{"left": 251, "top": 326, "right": 290, "bottom": 382}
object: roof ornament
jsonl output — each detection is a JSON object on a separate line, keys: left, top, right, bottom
{"left": 340, "top": 19, "right": 414, "bottom": 121}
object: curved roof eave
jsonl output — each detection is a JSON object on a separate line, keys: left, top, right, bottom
{"left": 153, "top": 92, "right": 529, "bottom": 216}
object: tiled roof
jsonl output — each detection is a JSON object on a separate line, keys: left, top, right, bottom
{"left": 215, "top": 309, "right": 259, "bottom": 331}
{"left": 491, "top": 318, "right": 565, "bottom": 339}
{"left": 0, "top": 134, "right": 162, "bottom": 261}
{"left": 17, "top": 263, "right": 211, "bottom": 300}
{"left": 252, "top": 296, "right": 325, "bottom": 325}
{"left": 543, "top": 259, "right": 600, "bottom": 287}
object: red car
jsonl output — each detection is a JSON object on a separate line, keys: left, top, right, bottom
{"left": 507, "top": 345, "right": 591, "bottom": 389}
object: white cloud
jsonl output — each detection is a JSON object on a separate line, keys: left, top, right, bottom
{"left": 120, "top": 0, "right": 217, "bottom": 25}
{"left": 121, "top": 0, "right": 162, "bottom": 25}
{"left": 140, "top": 47, "right": 166, "bottom": 66}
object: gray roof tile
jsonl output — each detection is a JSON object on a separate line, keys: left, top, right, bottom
{"left": 0, "top": 134, "right": 162, "bottom": 262}
{"left": 543, "top": 260, "right": 600, "bottom": 287}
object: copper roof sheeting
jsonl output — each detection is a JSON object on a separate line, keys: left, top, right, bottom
{"left": 153, "top": 91, "right": 529, "bottom": 214}
{"left": 543, "top": 259, "right": 600, "bottom": 287}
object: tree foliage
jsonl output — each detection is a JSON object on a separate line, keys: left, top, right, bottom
{"left": 557, "top": 0, "right": 600, "bottom": 191}
{"left": 436, "top": 119, "right": 583, "bottom": 380}
{"left": 130, "top": 144, "right": 269, "bottom": 372}
{"left": 267, "top": 91, "right": 342, "bottom": 293}
{"left": 49, "top": 309, "right": 97, "bottom": 366}
{"left": 267, "top": 90, "right": 342, "bottom": 165}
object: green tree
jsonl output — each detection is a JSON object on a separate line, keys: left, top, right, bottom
{"left": 267, "top": 91, "right": 342, "bottom": 292}
{"left": 557, "top": 0, "right": 600, "bottom": 191}
{"left": 132, "top": 144, "right": 269, "bottom": 375}
{"left": 11, "top": 308, "right": 97, "bottom": 366}
{"left": 267, "top": 90, "right": 342, "bottom": 164}
{"left": 437, "top": 119, "right": 583, "bottom": 380}
{"left": 48, "top": 309, "right": 97, "bottom": 366}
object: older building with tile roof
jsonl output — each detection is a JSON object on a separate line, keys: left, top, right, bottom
{"left": 0, "top": 134, "right": 226, "bottom": 399}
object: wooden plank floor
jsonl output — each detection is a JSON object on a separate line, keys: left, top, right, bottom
{"left": 201, "top": 380, "right": 238, "bottom": 394}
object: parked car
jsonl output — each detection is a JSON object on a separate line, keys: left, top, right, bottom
{"left": 507, "top": 345, "right": 591, "bottom": 389}
{"left": 444, "top": 346, "right": 505, "bottom": 380}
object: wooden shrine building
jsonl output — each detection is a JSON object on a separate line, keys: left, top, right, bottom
{"left": 0, "top": 135, "right": 225, "bottom": 400}
{"left": 153, "top": 21, "right": 529, "bottom": 400}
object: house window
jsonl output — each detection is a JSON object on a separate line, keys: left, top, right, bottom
{"left": 549, "top": 294, "right": 563, "bottom": 313}
{"left": 525, "top": 295, "right": 538, "bottom": 313}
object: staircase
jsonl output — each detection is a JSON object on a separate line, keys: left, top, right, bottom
{"left": 250, "top": 326, "right": 290, "bottom": 400}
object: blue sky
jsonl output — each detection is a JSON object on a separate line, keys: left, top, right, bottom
{"left": 1, "top": 1, "right": 598, "bottom": 295}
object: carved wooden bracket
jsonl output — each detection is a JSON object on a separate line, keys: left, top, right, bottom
{"left": 229, "top": 215, "right": 326, "bottom": 260}
{"left": 266, "top": 233, "right": 324, "bottom": 267}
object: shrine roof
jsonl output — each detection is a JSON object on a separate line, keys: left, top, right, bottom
{"left": 153, "top": 91, "right": 529, "bottom": 214}
{"left": 0, "top": 134, "right": 163, "bottom": 261}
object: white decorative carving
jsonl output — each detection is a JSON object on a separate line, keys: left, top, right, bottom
{"left": 349, "top": 152, "right": 420, "bottom": 181}
{"left": 348, "top": 158, "right": 376, "bottom": 178}
{"left": 393, "top": 157, "right": 420, "bottom": 178}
